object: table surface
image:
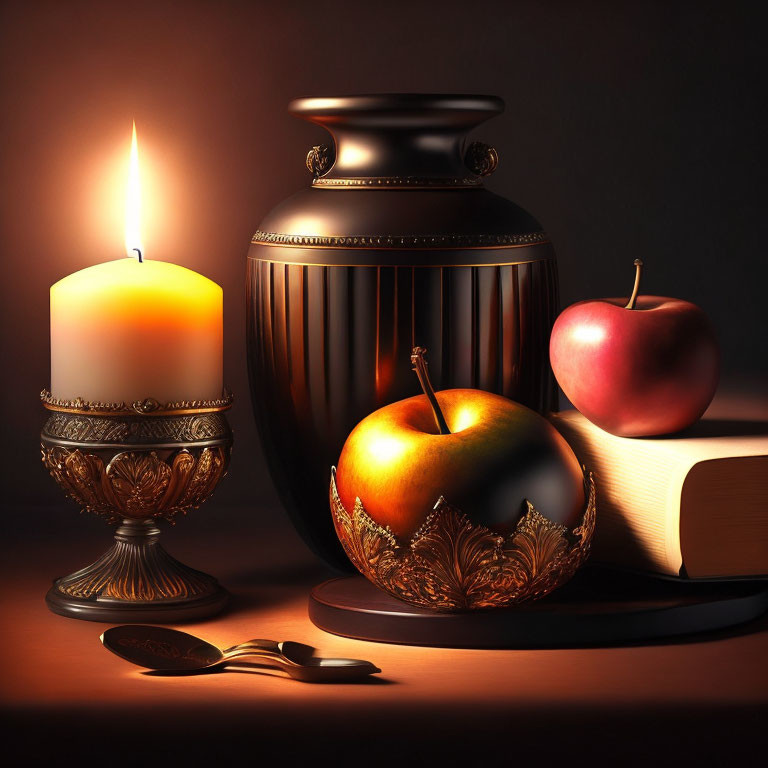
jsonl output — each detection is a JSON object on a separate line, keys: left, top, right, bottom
{"left": 3, "top": 391, "right": 767, "bottom": 765}
{"left": 2, "top": 512, "right": 767, "bottom": 766}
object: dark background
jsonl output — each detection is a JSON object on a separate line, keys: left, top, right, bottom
{"left": 1, "top": 4, "right": 766, "bottom": 763}
{"left": 1, "top": 0, "right": 765, "bottom": 515}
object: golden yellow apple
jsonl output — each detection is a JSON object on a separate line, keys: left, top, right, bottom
{"left": 335, "top": 351, "right": 586, "bottom": 540}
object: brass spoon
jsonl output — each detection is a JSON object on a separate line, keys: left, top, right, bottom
{"left": 101, "top": 625, "right": 381, "bottom": 683}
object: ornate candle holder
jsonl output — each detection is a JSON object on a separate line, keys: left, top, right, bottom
{"left": 40, "top": 390, "right": 233, "bottom": 623}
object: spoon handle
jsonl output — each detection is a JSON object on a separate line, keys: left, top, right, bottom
{"left": 223, "top": 639, "right": 281, "bottom": 655}
{"left": 221, "top": 648, "right": 286, "bottom": 664}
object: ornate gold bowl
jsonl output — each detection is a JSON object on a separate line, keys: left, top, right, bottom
{"left": 330, "top": 468, "right": 596, "bottom": 611}
{"left": 40, "top": 390, "right": 233, "bottom": 622}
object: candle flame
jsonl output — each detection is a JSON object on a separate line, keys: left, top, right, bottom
{"left": 125, "top": 121, "right": 143, "bottom": 260}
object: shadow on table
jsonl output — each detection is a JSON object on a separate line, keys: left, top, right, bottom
{"left": 217, "top": 560, "right": 337, "bottom": 615}
{"left": 471, "top": 608, "right": 768, "bottom": 651}
{"left": 141, "top": 662, "right": 395, "bottom": 685}
{"left": 644, "top": 417, "right": 768, "bottom": 439}
{"left": 473, "top": 606, "right": 768, "bottom": 651}
{"left": 592, "top": 609, "right": 768, "bottom": 649}
{"left": 231, "top": 560, "right": 336, "bottom": 588}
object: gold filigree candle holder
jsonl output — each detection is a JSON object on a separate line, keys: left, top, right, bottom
{"left": 40, "top": 389, "right": 233, "bottom": 622}
{"left": 330, "top": 468, "right": 596, "bottom": 611}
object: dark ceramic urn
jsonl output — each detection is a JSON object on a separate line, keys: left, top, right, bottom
{"left": 247, "top": 94, "right": 559, "bottom": 570}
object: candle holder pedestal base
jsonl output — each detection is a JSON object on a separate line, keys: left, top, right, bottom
{"left": 46, "top": 519, "right": 228, "bottom": 623}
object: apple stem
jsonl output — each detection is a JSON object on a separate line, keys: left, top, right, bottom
{"left": 410, "top": 346, "right": 451, "bottom": 435}
{"left": 624, "top": 259, "right": 644, "bottom": 310}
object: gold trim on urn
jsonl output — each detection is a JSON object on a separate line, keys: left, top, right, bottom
{"left": 330, "top": 467, "right": 596, "bottom": 611}
{"left": 251, "top": 230, "right": 550, "bottom": 250}
{"left": 312, "top": 176, "right": 484, "bottom": 189}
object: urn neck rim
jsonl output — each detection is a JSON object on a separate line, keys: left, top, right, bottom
{"left": 289, "top": 93, "right": 504, "bottom": 124}
{"left": 291, "top": 93, "right": 504, "bottom": 180}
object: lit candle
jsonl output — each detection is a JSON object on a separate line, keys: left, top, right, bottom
{"left": 49, "top": 123, "right": 223, "bottom": 404}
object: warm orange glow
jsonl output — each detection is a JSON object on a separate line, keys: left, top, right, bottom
{"left": 50, "top": 259, "right": 223, "bottom": 402}
{"left": 451, "top": 406, "right": 477, "bottom": 433}
{"left": 337, "top": 142, "right": 373, "bottom": 169}
{"left": 367, "top": 431, "right": 407, "bottom": 465}
{"left": 125, "top": 121, "right": 143, "bottom": 259}
{"left": 83, "top": 122, "right": 181, "bottom": 269}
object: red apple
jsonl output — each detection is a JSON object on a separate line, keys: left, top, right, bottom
{"left": 550, "top": 260, "right": 719, "bottom": 436}
{"left": 335, "top": 348, "right": 586, "bottom": 540}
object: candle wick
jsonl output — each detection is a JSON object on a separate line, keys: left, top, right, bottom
{"left": 133, "top": 248, "right": 143, "bottom": 263}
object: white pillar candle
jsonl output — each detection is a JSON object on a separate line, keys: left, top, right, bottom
{"left": 50, "top": 258, "right": 223, "bottom": 404}
{"left": 49, "top": 122, "right": 223, "bottom": 405}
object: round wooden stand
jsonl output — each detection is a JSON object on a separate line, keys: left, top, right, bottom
{"left": 308, "top": 568, "right": 768, "bottom": 648}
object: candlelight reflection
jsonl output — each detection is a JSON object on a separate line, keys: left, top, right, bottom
{"left": 367, "top": 432, "right": 406, "bottom": 465}
{"left": 451, "top": 406, "right": 477, "bottom": 433}
{"left": 572, "top": 324, "right": 606, "bottom": 344}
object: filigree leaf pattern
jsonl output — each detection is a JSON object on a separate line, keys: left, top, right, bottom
{"left": 158, "top": 451, "right": 197, "bottom": 514}
{"left": 41, "top": 448, "right": 117, "bottom": 520}
{"left": 330, "top": 467, "right": 596, "bottom": 611}
{"left": 176, "top": 448, "right": 224, "bottom": 512}
{"left": 106, "top": 452, "right": 172, "bottom": 517}
{"left": 402, "top": 501, "right": 505, "bottom": 609}
{"left": 41, "top": 445, "right": 230, "bottom": 523}
{"left": 329, "top": 479, "right": 400, "bottom": 580}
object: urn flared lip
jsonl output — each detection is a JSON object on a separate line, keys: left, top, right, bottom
{"left": 289, "top": 93, "right": 505, "bottom": 120}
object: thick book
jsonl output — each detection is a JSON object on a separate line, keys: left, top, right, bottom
{"left": 550, "top": 407, "right": 768, "bottom": 579}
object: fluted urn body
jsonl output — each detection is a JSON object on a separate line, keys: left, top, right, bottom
{"left": 247, "top": 94, "right": 559, "bottom": 570}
